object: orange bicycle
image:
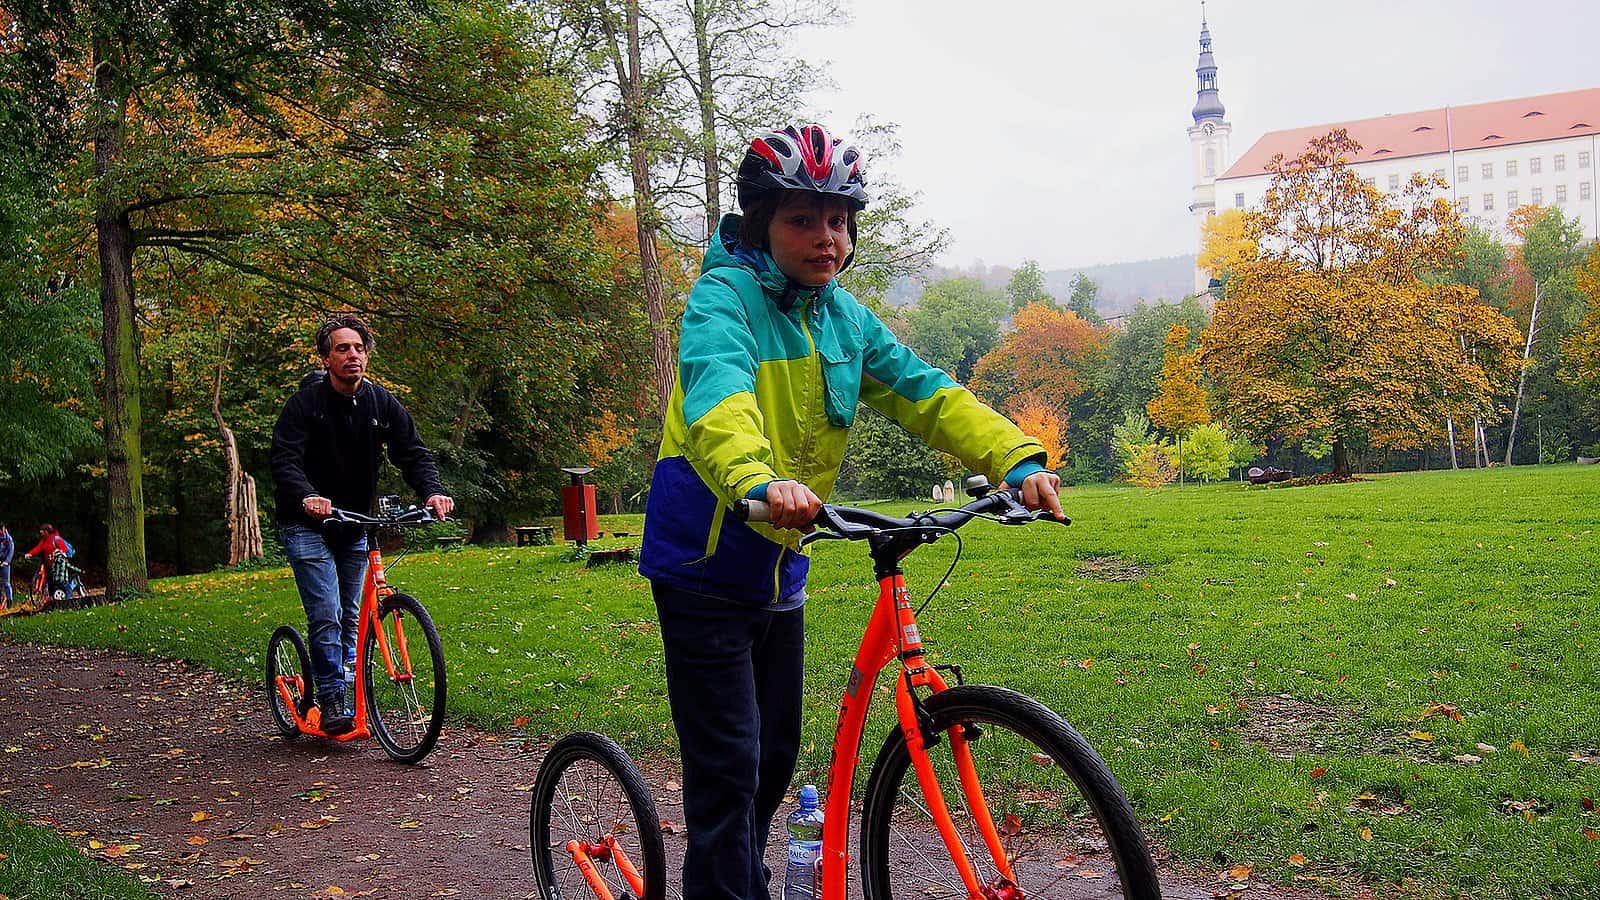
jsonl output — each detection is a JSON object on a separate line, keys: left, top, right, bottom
{"left": 530, "top": 476, "right": 1160, "bottom": 900}
{"left": 0, "top": 553, "right": 84, "bottom": 618}
{"left": 265, "top": 499, "right": 447, "bottom": 764}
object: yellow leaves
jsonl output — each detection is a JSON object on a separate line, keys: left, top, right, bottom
{"left": 1012, "top": 399, "right": 1068, "bottom": 469}
{"left": 1359, "top": 827, "right": 1373, "bottom": 842}
{"left": 1288, "top": 852, "right": 1307, "bottom": 867}
{"left": 1510, "top": 740, "right": 1529, "bottom": 756}
{"left": 1405, "top": 731, "right": 1435, "bottom": 742}
{"left": 190, "top": 811, "right": 211, "bottom": 824}
{"left": 65, "top": 758, "right": 110, "bottom": 769}
{"left": 300, "top": 815, "right": 339, "bottom": 830}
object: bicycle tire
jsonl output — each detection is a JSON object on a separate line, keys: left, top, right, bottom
{"left": 531, "top": 731, "right": 666, "bottom": 900}
{"left": 363, "top": 592, "right": 446, "bottom": 764}
{"left": 265, "top": 626, "right": 314, "bottom": 739}
{"left": 860, "top": 683, "right": 1161, "bottom": 900}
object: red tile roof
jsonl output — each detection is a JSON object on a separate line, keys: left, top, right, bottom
{"left": 1220, "top": 87, "right": 1600, "bottom": 180}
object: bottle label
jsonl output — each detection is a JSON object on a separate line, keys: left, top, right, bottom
{"left": 787, "top": 841, "right": 820, "bottom": 867}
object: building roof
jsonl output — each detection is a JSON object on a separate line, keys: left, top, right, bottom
{"left": 1220, "top": 87, "right": 1600, "bottom": 180}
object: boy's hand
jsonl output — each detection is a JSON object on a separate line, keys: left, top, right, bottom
{"left": 765, "top": 480, "right": 822, "bottom": 531}
{"left": 1019, "top": 471, "right": 1066, "bottom": 521}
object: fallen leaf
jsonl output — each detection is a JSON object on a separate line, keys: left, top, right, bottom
{"left": 1510, "top": 740, "right": 1529, "bottom": 756}
{"left": 1288, "top": 852, "right": 1307, "bottom": 867}
{"left": 191, "top": 811, "right": 211, "bottom": 824}
{"left": 1309, "top": 767, "right": 1327, "bottom": 779}
{"left": 300, "top": 816, "right": 338, "bottom": 830}
{"left": 1227, "top": 864, "right": 1253, "bottom": 880}
{"left": 1359, "top": 827, "right": 1373, "bottom": 841}
{"left": 1406, "top": 731, "right": 1434, "bottom": 742}
{"left": 1077, "top": 659, "right": 1093, "bottom": 670}
{"left": 186, "top": 836, "right": 208, "bottom": 846}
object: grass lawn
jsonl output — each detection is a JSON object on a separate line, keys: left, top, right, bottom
{"left": 5, "top": 465, "right": 1600, "bottom": 897}
{"left": 0, "top": 808, "right": 154, "bottom": 899}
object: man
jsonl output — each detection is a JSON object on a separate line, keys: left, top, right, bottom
{"left": 0, "top": 523, "right": 12, "bottom": 609}
{"left": 270, "top": 315, "right": 453, "bottom": 735}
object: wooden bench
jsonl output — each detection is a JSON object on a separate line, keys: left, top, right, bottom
{"left": 515, "top": 525, "right": 554, "bottom": 547}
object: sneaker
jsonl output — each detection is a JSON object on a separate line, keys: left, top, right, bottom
{"left": 319, "top": 692, "right": 354, "bottom": 736}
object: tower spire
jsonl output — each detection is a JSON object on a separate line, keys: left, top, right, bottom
{"left": 1192, "top": 4, "right": 1225, "bottom": 124}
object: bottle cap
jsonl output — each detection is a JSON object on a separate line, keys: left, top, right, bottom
{"left": 799, "top": 784, "right": 819, "bottom": 808}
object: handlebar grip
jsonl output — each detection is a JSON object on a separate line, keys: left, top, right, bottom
{"left": 732, "top": 498, "right": 771, "bottom": 523}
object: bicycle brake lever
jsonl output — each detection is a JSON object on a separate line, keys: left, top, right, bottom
{"left": 799, "top": 529, "right": 846, "bottom": 548}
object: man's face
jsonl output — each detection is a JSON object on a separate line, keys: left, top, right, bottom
{"left": 321, "top": 327, "right": 368, "bottom": 387}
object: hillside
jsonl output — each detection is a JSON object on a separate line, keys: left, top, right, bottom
{"left": 885, "top": 255, "right": 1197, "bottom": 318}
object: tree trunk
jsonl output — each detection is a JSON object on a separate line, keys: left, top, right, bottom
{"left": 212, "top": 350, "right": 263, "bottom": 566}
{"left": 1446, "top": 417, "right": 1459, "bottom": 469}
{"left": 605, "top": 0, "right": 675, "bottom": 414}
{"left": 94, "top": 35, "right": 146, "bottom": 600}
{"left": 692, "top": 0, "right": 720, "bottom": 241}
{"left": 1331, "top": 437, "right": 1352, "bottom": 478}
{"left": 1504, "top": 284, "right": 1542, "bottom": 465}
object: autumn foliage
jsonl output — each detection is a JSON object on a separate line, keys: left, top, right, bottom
{"left": 1198, "top": 130, "right": 1521, "bottom": 476}
{"left": 971, "top": 303, "right": 1106, "bottom": 417}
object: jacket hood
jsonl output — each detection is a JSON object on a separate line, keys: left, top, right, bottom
{"left": 707, "top": 214, "right": 837, "bottom": 310}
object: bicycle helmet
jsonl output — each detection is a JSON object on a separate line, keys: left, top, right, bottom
{"left": 736, "top": 124, "right": 869, "bottom": 213}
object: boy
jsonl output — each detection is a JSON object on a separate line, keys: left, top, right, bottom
{"left": 639, "top": 124, "right": 1062, "bottom": 900}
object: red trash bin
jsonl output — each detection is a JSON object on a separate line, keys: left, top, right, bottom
{"left": 561, "top": 483, "right": 599, "bottom": 542}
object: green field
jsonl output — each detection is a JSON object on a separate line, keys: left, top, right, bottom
{"left": 5, "top": 465, "right": 1600, "bottom": 897}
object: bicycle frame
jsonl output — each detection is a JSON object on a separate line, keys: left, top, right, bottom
{"left": 565, "top": 834, "right": 646, "bottom": 900}
{"left": 273, "top": 536, "right": 418, "bottom": 740}
{"left": 817, "top": 567, "right": 1011, "bottom": 900}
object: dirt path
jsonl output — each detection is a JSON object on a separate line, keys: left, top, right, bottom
{"left": 0, "top": 640, "right": 1337, "bottom": 899}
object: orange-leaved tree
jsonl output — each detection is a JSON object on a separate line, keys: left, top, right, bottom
{"left": 1146, "top": 324, "right": 1210, "bottom": 483}
{"left": 1010, "top": 398, "right": 1066, "bottom": 470}
{"left": 1197, "top": 208, "right": 1258, "bottom": 290}
{"left": 971, "top": 302, "right": 1107, "bottom": 417}
{"left": 1198, "top": 129, "right": 1521, "bottom": 477}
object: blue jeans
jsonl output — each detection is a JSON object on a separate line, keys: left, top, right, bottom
{"left": 654, "top": 583, "right": 805, "bottom": 900}
{"left": 281, "top": 524, "right": 368, "bottom": 703}
{"left": 1, "top": 564, "right": 10, "bottom": 605}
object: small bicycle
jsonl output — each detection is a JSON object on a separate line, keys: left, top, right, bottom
{"left": 265, "top": 499, "right": 448, "bottom": 764}
{"left": 530, "top": 476, "right": 1161, "bottom": 900}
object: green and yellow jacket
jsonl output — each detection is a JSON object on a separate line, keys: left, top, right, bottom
{"left": 639, "top": 215, "right": 1045, "bottom": 606}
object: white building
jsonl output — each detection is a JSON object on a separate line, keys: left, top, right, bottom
{"left": 1188, "top": 18, "right": 1599, "bottom": 276}
{"left": 1214, "top": 88, "right": 1600, "bottom": 246}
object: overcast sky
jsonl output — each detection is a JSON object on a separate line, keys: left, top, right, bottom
{"left": 811, "top": 0, "right": 1597, "bottom": 271}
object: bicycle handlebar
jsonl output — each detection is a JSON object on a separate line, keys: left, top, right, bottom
{"left": 324, "top": 505, "right": 443, "bottom": 528}
{"left": 732, "top": 487, "right": 1068, "bottom": 547}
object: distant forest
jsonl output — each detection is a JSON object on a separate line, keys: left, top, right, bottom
{"left": 884, "top": 255, "right": 1197, "bottom": 318}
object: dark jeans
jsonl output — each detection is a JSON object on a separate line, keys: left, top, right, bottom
{"left": 0, "top": 563, "right": 10, "bottom": 605}
{"left": 654, "top": 583, "right": 805, "bottom": 900}
{"left": 281, "top": 524, "right": 368, "bottom": 704}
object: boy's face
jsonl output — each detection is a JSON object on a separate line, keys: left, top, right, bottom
{"left": 766, "top": 193, "right": 852, "bottom": 288}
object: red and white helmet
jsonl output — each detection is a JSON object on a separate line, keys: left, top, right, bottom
{"left": 736, "top": 124, "right": 869, "bottom": 212}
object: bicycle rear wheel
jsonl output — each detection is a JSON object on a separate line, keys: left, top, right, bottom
{"left": 265, "top": 626, "right": 314, "bottom": 739}
{"left": 860, "top": 684, "right": 1160, "bottom": 900}
{"left": 363, "top": 592, "right": 446, "bottom": 764}
{"left": 531, "top": 731, "right": 665, "bottom": 900}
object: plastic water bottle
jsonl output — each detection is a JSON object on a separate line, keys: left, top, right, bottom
{"left": 342, "top": 660, "right": 356, "bottom": 714}
{"left": 783, "top": 784, "right": 824, "bottom": 900}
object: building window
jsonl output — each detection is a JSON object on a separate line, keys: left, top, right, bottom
{"left": 1531, "top": 187, "right": 1542, "bottom": 204}
{"left": 1362, "top": 176, "right": 1376, "bottom": 187}
{"left": 1458, "top": 165, "right": 1469, "bottom": 182}
{"left": 1432, "top": 168, "right": 1445, "bottom": 180}
{"left": 1483, "top": 193, "right": 1495, "bottom": 211}
{"left": 1508, "top": 189, "right": 1519, "bottom": 207}
{"left": 1234, "top": 192, "right": 1245, "bottom": 207}
{"left": 1530, "top": 157, "right": 1542, "bottom": 175}
{"left": 1555, "top": 184, "right": 1567, "bottom": 203}
{"left": 1554, "top": 154, "right": 1566, "bottom": 172}
{"left": 1483, "top": 162, "right": 1494, "bottom": 179}
{"left": 1582, "top": 182, "right": 1592, "bottom": 201}
{"left": 1581, "top": 152, "right": 1592, "bottom": 169}
{"left": 1205, "top": 147, "right": 1216, "bottom": 178}
{"left": 1388, "top": 173, "right": 1400, "bottom": 190}
{"left": 1507, "top": 160, "right": 1519, "bottom": 177}
{"left": 1458, "top": 197, "right": 1470, "bottom": 213}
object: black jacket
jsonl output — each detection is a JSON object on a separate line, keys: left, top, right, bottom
{"left": 270, "top": 374, "right": 444, "bottom": 532}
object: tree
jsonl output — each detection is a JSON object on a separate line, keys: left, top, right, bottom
{"left": 1146, "top": 324, "right": 1210, "bottom": 483}
{"left": 1198, "top": 129, "right": 1522, "bottom": 478}
{"left": 1065, "top": 273, "right": 1104, "bottom": 325}
{"left": 1006, "top": 260, "right": 1053, "bottom": 311}
{"left": 1179, "top": 422, "right": 1233, "bottom": 482}
{"left": 1501, "top": 205, "right": 1587, "bottom": 464}
{"left": 1197, "top": 208, "right": 1257, "bottom": 291}
{"left": 1011, "top": 399, "right": 1066, "bottom": 469}
{"left": 1557, "top": 243, "right": 1600, "bottom": 436}
{"left": 903, "top": 277, "right": 1006, "bottom": 383}
{"left": 971, "top": 303, "right": 1107, "bottom": 417}
{"left": 836, "top": 406, "right": 952, "bottom": 500}
{"left": 837, "top": 118, "right": 951, "bottom": 309}
{"left": 6, "top": 0, "right": 424, "bottom": 597}
{"left": 1441, "top": 225, "right": 1511, "bottom": 467}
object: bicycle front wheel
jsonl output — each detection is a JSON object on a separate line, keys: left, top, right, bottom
{"left": 265, "top": 626, "right": 313, "bottom": 739}
{"left": 362, "top": 593, "right": 446, "bottom": 763}
{"left": 531, "top": 731, "right": 665, "bottom": 900}
{"left": 860, "top": 684, "right": 1160, "bottom": 900}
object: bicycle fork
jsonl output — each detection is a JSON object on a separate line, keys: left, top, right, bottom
{"left": 564, "top": 834, "right": 645, "bottom": 900}
{"left": 890, "top": 579, "right": 1020, "bottom": 898}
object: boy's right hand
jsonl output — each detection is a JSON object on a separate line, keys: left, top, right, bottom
{"left": 765, "top": 480, "right": 822, "bottom": 531}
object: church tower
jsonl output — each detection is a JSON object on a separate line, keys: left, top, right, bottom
{"left": 1187, "top": 6, "right": 1231, "bottom": 297}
